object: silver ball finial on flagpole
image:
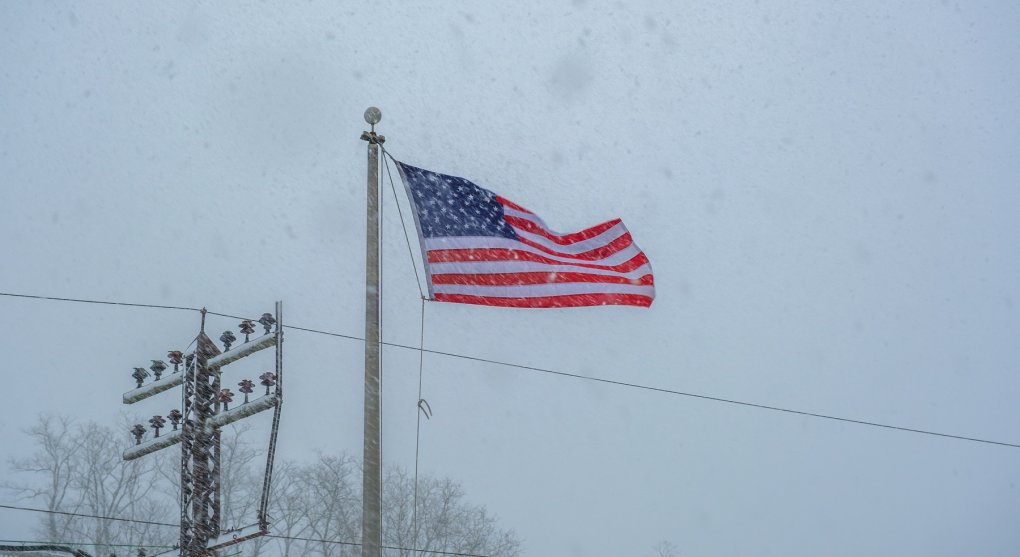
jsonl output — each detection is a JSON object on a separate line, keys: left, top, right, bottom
{"left": 361, "top": 107, "right": 385, "bottom": 144}
{"left": 364, "top": 107, "right": 381, "bottom": 126}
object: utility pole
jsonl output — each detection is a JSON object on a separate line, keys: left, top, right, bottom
{"left": 122, "top": 303, "right": 283, "bottom": 557}
{"left": 360, "top": 107, "right": 384, "bottom": 557}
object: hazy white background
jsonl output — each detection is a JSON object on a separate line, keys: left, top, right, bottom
{"left": 2, "top": 1, "right": 1019, "bottom": 555}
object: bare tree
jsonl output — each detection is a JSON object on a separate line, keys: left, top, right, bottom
{"left": 217, "top": 423, "right": 264, "bottom": 531}
{"left": 244, "top": 460, "right": 308, "bottom": 557}
{"left": 7, "top": 416, "right": 521, "bottom": 557}
{"left": 3, "top": 416, "right": 78, "bottom": 541}
{"left": 5, "top": 415, "right": 177, "bottom": 557}
{"left": 252, "top": 457, "right": 521, "bottom": 557}
{"left": 652, "top": 540, "right": 679, "bottom": 557}
{"left": 291, "top": 454, "right": 361, "bottom": 557}
{"left": 382, "top": 468, "right": 519, "bottom": 557}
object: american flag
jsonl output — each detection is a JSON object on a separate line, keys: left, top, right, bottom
{"left": 396, "top": 161, "right": 655, "bottom": 308}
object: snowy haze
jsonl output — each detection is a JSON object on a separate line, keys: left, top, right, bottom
{"left": 2, "top": 1, "right": 1019, "bottom": 556}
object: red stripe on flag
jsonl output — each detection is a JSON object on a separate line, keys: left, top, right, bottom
{"left": 514, "top": 232, "right": 634, "bottom": 261}
{"left": 494, "top": 196, "right": 535, "bottom": 215}
{"left": 504, "top": 215, "right": 622, "bottom": 246}
{"left": 433, "top": 292, "right": 654, "bottom": 308}
{"left": 427, "top": 248, "right": 651, "bottom": 273}
{"left": 431, "top": 272, "right": 655, "bottom": 287}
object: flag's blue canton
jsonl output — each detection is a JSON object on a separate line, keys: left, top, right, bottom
{"left": 399, "top": 162, "right": 518, "bottom": 240}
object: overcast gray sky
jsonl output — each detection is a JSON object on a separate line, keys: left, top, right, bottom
{"left": 2, "top": 1, "right": 1019, "bottom": 556}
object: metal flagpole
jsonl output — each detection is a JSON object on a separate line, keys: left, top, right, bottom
{"left": 360, "top": 107, "right": 384, "bottom": 557}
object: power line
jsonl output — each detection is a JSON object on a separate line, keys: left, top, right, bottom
{"left": 0, "top": 292, "right": 200, "bottom": 313}
{"left": 263, "top": 533, "right": 498, "bottom": 557}
{"left": 2, "top": 290, "right": 1018, "bottom": 449}
{"left": 368, "top": 340, "right": 1020, "bottom": 449}
{"left": 284, "top": 323, "right": 363, "bottom": 341}
{"left": 0, "top": 291, "right": 353, "bottom": 340}
{"left": 0, "top": 504, "right": 176, "bottom": 529}
{"left": 0, "top": 504, "right": 497, "bottom": 557}
{"left": 0, "top": 539, "right": 174, "bottom": 549}
{"left": 0, "top": 292, "right": 260, "bottom": 323}
{"left": 382, "top": 341, "right": 1020, "bottom": 448}
{"left": 0, "top": 543, "right": 92, "bottom": 557}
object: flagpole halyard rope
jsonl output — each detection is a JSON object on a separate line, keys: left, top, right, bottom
{"left": 412, "top": 296, "right": 427, "bottom": 550}
{"left": 380, "top": 146, "right": 426, "bottom": 300}
{"left": 379, "top": 142, "right": 385, "bottom": 356}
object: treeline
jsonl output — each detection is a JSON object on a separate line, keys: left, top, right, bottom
{"left": 4, "top": 416, "right": 520, "bottom": 557}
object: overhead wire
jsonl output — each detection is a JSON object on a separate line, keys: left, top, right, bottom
{"left": 0, "top": 291, "right": 333, "bottom": 338}
{"left": 0, "top": 503, "right": 176, "bottom": 528}
{"left": 379, "top": 340, "right": 1020, "bottom": 448}
{"left": 262, "top": 533, "right": 498, "bottom": 557}
{"left": 283, "top": 323, "right": 363, "bottom": 341}
{"left": 0, "top": 292, "right": 200, "bottom": 312}
{"left": 1, "top": 290, "right": 1017, "bottom": 448}
{"left": 0, "top": 539, "right": 175, "bottom": 550}
{"left": 0, "top": 543, "right": 93, "bottom": 557}
{"left": 0, "top": 504, "right": 498, "bottom": 557}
